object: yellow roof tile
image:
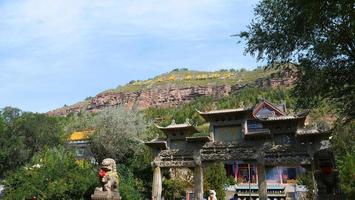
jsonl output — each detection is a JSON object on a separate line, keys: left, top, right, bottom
{"left": 68, "top": 130, "right": 94, "bottom": 141}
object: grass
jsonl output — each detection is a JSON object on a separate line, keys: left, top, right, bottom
{"left": 103, "top": 68, "right": 277, "bottom": 93}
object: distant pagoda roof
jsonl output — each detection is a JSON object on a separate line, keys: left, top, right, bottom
{"left": 68, "top": 130, "right": 94, "bottom": 141}
{"left": 155, "top": 119, "right": 198, "bottom": 135}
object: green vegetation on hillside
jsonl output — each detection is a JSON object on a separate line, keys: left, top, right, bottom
{"left": 106, "top": 68, "right": 277, "bottom": 93}
{"left": 144, "top": 86, "right": 295, "bottom": 137}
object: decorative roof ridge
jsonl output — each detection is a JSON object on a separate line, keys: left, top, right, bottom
{"left": 257, "top": 115, "right": 306, "bottom": 121}
{"left": 253, "top": 99, "right": 286, "bottom": 117}
{"left": 154, "top": 119, "right": 199, "bottom": 133}
{"left": 155, "top": 122, "right": 194, "bottom": 129}
{"left": 196, "top": 107, "right": 253, "bottom": 115}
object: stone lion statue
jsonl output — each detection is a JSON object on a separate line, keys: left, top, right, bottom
{"left": 91, "top": 158, "right": 120, "bottom": 200}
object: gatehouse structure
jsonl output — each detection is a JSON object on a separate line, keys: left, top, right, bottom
{"left": 145, "top": 100, "right": 335, "bottom": 200}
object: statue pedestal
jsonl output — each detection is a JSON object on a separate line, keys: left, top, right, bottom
{"left": 91, "top": 191, "right": 121, "bottom": 200}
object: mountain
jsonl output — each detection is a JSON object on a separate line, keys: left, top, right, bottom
{"left": 48, "top": 67, "right": 298, "bottom": 116}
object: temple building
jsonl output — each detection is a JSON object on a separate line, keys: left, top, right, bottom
{"left": 146, "top": 100, "right": 333, "bottom": 200}
{"left": 67, "top": 130, "right": 95, "bottom": 162}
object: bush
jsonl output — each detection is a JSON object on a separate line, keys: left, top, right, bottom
{"left": 2, "top": 147, "right": 98, "bottom": 200}
{"left": 162, "top": 179, "right": 188, "bottom": 200}
{"left": 118, "top": 165, "right": 145, "bottom": 200}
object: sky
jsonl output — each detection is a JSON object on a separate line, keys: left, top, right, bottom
{"left": 0, "top": 0, "right": 262, "bottom": 113}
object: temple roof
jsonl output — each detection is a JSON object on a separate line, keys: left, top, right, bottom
{"left": 145, "top": 138, "right": 168, "bottom": 150}
{"left": 253, "top": 100, "right": 286, "bottom": 118}
{"left": 296, "top": 129, "right": 331, "bottom": 141}
{"left": 259, "top": 115, "right": 305, "bottom": 121}
{"left": 155, "top": 119, "right": 198, "bottom": 135}
{"left": 186, "top": 136, "right": 211, "bottom": 143}
{"left": 197, "top": 108, "right": 253, "bottom": 121}
{"left": 197, "top": 107, "right": 252, "bottom": 115}
{"left": 68, "top": 130, "right": 94, "bottom": 141}
{"left": 244, "top": 129, "right": 271, "bottom": 140}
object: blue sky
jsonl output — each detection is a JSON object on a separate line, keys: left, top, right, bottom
{"left": 0, "top": 0, "right": 261, "bottom": 113}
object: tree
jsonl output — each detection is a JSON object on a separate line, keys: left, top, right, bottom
{"left": 10, "top": 112, "right": 65, "bottom": 154}
{"left": 240, "top": 1, "right": 355, "bottom": 198}
{"left": 2, "top": 147, "right": 97, "bottom": 200}
{"left": 90, "top": 107, "right": 147, "bottom": 163}
{"left": 331, "top": 120, "right": 355, "bottom": 199}
{"left": 239, "top": 0, "right": 354, "bottom": 119}
{"left": 1, "top": 106, "right": 22, "bottom": 123}
{"left": 204, "top": 162, "right": 228, "bottom": 200}
{"left": 162, "top": 179, "right": 188, "bottom": 200}
{"left": 0, "top": 112, "right": 64, "bottom": 177}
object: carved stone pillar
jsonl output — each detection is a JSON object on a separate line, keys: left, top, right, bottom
{"left": 257, "top": 164, "right": 267, "bottom": 200}
{"left": 193, "top": 166, "right": 203, "bottom": 200}
{"left": 152, "top": 165, "right": 162, "bottom": 200}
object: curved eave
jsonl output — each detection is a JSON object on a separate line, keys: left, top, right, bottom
{"left": 296, "top": 130, "right": 331, "bottom": 141}
{"left": 244, "top": 131, "right": 271, "bottom": 140}
{"left": 155, "top": 124, "right": 198, "bottom": 134}
{"left": 196, "top": 108, "right": 253, "bottom": 121}
{"left": 258, "top": 116, "right": 306, "bottom": 122}
{"left": 145, "top": 140, "right": 168, "bottom": 150}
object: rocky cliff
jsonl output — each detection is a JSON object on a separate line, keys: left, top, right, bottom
{"left": 48, "top": 67, "right": 297, "bottom": 116}
{"left": 48, "top": 84, "right": 246, "bottom": 116}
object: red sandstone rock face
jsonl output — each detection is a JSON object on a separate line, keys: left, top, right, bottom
{"left": 47, "top": 69, "right": 298, "bottom": 116}
{"left": 47, "top": 84, "right": 245, "bottom": 116}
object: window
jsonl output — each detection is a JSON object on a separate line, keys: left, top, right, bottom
{"left": 236, "top": 164, "right": 257, "bottom": 183}
{"left": 266, "top": 167, "right": 281, "bottom": 183}
{"left": 224, "top": 162, "right": 257, "bottom": 184}
{"left": 265, "top": 166, "right": 306, "bottom": 184}
{"left": 76, "top": 148, "right": 86, "bottom": 157}
{"left": 281, "top": 167, "right": 305, "bottom": 184}
{"left": 281, "top": 168, "right": 296, "bottom": 183}
{"left": 247, "top": 121, "right": 263, "bottom": 129}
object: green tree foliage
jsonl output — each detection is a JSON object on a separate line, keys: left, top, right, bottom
{"left": 162, "top": 179, "right": 188, "bottom": 200}
{"left": 296, "top": 172, "right": 314, "bottom": 199}
{"left": 124, "top": 146, "right": 153, "bottom": 198}
{"left": 10, "top": 112, "right": 65, "bottom": 154}
{"left": 90, "top": 107, "right": 147, "bottom": 163}
{"left": 239, "top": 0, "right": 354, "bottom": 118}
{"left": 1, "top": 106, "right": 22, "bottom": 123}
{"left": 0, "top": 110, "right": 64, "bottom": 178}
{"left": 118, "top": 165, "right": 145, "bottom": 200}
{"left": 337, "top": 153, "right": 355, "bottom": 199}
{"left": 331, "top": 120, "right": 355, "bottom": 199}
{"left": 2, "top": 147, "right": 97, "bottom": 200}
{"left": 204, "top": 162, "right": 228, "bottom": 200}
{"left": 65, "top": 107, "right": 153, "bottom": 199}
{"left": 64, "top": 111, "right": 96, "bottom": 134}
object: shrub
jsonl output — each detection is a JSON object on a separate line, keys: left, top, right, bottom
{"left": 2, "top": 147, "right": 97, "bottom": 200}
